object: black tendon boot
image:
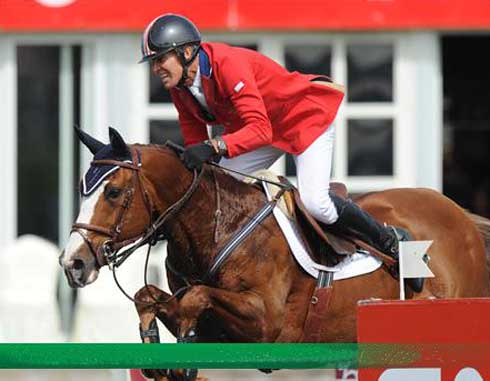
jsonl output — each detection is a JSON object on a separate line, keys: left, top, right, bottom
{"left": 329, "top": 193, "right": 399, "bottom": 260}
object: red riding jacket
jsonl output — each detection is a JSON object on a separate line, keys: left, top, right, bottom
{"left": 170, "top": 42, "right": 344, "bottom": 157}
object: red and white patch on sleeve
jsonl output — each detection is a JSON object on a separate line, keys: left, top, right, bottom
{"left": 233, "top": 81, "right": 245, "bottom": 93}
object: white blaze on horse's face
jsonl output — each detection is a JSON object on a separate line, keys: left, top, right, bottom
{"left": 62, "top": 181, "right": 108, "bottom": 287}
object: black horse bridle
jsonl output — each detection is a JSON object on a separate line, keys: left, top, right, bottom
{"left": 70, "top": 143, "right": 204, "bottom": 303}
{"left": 71, "top": 156, "right": 149, "bottom": 268}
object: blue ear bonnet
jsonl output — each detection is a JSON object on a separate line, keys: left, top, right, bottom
{"left": 81, "top": 144, "right": 132, "bottom": 196}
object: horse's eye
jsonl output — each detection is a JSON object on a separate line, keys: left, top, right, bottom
{"left": 105, "top": 187, "right": 122, "bottom": 200}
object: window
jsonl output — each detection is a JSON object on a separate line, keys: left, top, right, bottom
{"left": 347, "top": 119, "right": 393, "bottom": 176}
{"left": 285, "top": 45, "right": 331, "bottom": 76}
{"left": 284, "top": 44, "right": 332, "bottom": 177}
{"left": 17, "top": 46, "right": 60, "bottom": 242}
{"left": 16, "top": 45, "right": 81, "bottom": 243}
{"left": 149, "top": 120, "right": 183, "bottom": 145}
{"left": 347, "top": 44, "right": 393, "bottom": 103}
{"left": 345, "top": 43, "right": 395, "bottom": 181}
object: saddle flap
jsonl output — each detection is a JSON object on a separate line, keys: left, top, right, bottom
{"left": 291, "top": 188, "right": 357, "bottom": 256}
{"left": 246, "top": 170, "right": 356, "bottom": 259}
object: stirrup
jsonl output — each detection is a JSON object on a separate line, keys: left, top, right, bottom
{"left": 385, "top": 226, "right": 425, "bottom": 293}
{"left": 385, "top": 225, "right": 411, "bottom": 259}
{"left": 383, "top": 225, "right": 402, "bottom": 275}
{"left": 389, "top": 225, "right": 411, "bottom": 242}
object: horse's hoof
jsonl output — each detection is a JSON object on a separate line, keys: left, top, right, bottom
{"left": 168, "top": 368, "right": 198, "bottom": 381}
{"left": 141, "top": 369, "right": 169, "bottom": 379}
{"left": 141, "top": 369, "right": 154, "bottom": 379}
{"left": 259, "top": 368, "right": 280, "bottom": 374}
{"left": 184, "top": 368, "right": 198, "bottom": 381}
{"left": 258, "top": 368, "right": 278, "bottom": 374}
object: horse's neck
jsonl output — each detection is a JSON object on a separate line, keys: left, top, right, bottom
{"left": 141, "top": 148, "right": 222, "bottom": 272}
{"left": 142, "top": 147, "right": 263, "bottom": 276}
{"left": 166, "top": 169, "right": 263, "bottom": 272}
{"left": 166, "top": 172, "right": 217, "bottom": 271}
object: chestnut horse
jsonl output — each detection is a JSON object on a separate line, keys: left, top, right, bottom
{"left": 60, "top": 128, "right": 490, "bottom": 380}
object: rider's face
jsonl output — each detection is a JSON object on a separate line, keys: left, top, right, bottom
{"left": 151, "top": 51, "right": 183, "bottom": 90}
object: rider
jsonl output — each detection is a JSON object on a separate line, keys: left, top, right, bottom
{"left": 139, "top": 13, "right": 400, "bottom": 260}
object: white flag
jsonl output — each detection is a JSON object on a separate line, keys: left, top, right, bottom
{"left": 399, "top": 241, "right": 434, "bottom": 278}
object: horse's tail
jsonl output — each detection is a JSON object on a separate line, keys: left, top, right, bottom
{"left": 467, "top": 212, "right": 490, "bottom": 268}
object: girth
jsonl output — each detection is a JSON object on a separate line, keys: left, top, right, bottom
{"left": 205, "top": 188, "right": 287, "bottom": 282}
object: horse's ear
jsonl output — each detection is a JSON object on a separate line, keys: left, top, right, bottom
{"left": 108, "top": 127, "right": 130, "bottom": 157}
{"left": 74, "top": 125, "right": 105, "bottom": 155}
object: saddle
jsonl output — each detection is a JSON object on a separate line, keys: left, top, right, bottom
{"left": 248, "top": 171, "right": 398, "bottom": 269}
{"left": 257, "top": 171, "right": 428, "bottom": 294}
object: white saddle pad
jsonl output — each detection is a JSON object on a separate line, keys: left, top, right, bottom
{"left": 261, "top": 181, "right": 382, "bottom": 281}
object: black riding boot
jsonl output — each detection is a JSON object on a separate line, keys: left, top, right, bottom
{"left": 329, "top": 193, "right": 399, "bottom": 260}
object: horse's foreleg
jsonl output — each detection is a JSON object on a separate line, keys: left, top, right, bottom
{"left": 178, "top": 285, "right": 270, "bottom": 342}
{"left": 134, "top": 285, "right": 181, "bottom": 381}
{"left": 134, "top": 285, "right": 180, "bottom": 340}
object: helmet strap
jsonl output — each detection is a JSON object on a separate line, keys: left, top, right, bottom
{"left": 176, "top": 45, "right": 200, "bottom": 88}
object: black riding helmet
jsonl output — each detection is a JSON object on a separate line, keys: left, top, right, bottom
{"left": 140, "top": 14, "right": 201, "bottom": 86}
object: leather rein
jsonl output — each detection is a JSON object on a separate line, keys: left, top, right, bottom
{"left": 70, "top": 142, "right": 290, "bottom": 305}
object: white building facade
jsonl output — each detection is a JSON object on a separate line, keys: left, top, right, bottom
{"left": 0, "top": 1, "right": 455, "bottom": 247}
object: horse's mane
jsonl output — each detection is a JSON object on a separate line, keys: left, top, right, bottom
{"left": 133, "top": 143, "right": 263, "bottom": 198}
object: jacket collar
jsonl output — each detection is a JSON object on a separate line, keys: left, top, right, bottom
{"left": 199, "top": 48, "right": 212, "bottom": 78}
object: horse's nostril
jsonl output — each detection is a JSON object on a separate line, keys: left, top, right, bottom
{"left": 73, "top": 259, "right": 85, "bottom": 270}
{"left": 58, "top": 251, "right": 65, "bottom": 267}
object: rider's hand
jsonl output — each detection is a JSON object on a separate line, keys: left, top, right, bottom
{"left": 182, "top": 141, "right": 220, "bottom": 170}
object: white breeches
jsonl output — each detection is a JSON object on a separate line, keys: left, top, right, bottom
{"left": 218, "top": 126, "right": 339, "bottom": 225}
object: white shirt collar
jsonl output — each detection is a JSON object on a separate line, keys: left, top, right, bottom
{"left": 187, "top": 64, "right": 209, "bottom": 111}
{"left": 190, "top": 65, "right": 202, "bottom": 89}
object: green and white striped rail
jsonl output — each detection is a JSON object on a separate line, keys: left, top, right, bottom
{"left": 0, "top": 343, "right": 422, "bottom": 368}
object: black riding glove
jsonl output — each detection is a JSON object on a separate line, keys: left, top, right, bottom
{"left": 182, "top": 142, "right": 220, "bottom": 170}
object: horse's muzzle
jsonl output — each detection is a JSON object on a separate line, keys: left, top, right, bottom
{"left": 63, "top": 260, "right": 87, "bottom": 288}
